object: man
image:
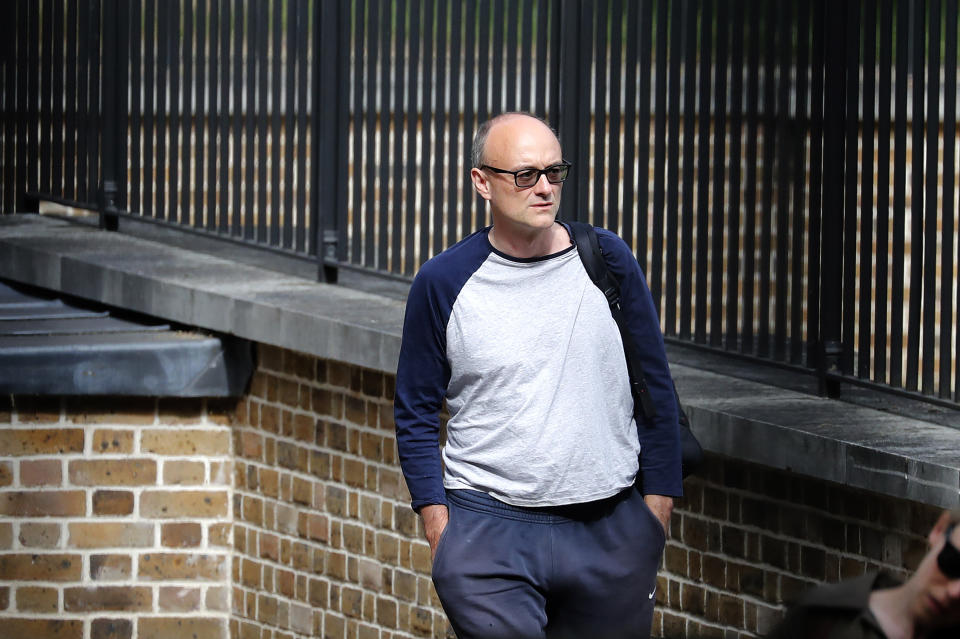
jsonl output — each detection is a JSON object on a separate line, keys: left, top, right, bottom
{"left": 394, "top": 112, "right": 682, "bottom": 639}
{"left": 768, "top": 509, "right": 960, "bottom": 639}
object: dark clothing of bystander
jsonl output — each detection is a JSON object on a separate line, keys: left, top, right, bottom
{"left": 767, "top": 571, "right": 960, "bottom": 639}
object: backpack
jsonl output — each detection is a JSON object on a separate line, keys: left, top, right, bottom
{"left": 569, "top": 221, "right": 704, "bottom": 478}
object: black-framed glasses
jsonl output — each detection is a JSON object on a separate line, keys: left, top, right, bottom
{"left": 939, "top": 522, "right": 960, "bottom": 579}
{"left": 481, "top": 161, "right": 572, "bottom": 188}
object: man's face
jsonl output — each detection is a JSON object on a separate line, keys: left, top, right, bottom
{"left": 911, "top": 517, "right": 960, "bottom": 629}
{"left": 471, "top": 116, "right": 564, "bottom": 236}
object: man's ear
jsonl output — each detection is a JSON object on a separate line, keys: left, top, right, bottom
{"left": 471, "top": 167, "right": 492, "bottom": 201}
{"left": 928, "top": 511, "right": 952, "bottom": 547}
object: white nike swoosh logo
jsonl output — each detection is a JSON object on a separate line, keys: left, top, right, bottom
{"left": 648, "top": 589, "right": 656, "bottom": 599}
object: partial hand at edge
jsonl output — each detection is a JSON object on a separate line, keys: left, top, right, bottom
{"left": 420, "top": 504, "right": 450, "bottom": 561}
{"left": 643, "top": 494, "right": 673, "bottom": 537}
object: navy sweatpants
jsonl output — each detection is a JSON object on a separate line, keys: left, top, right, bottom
{"left": 431, "top": 485, "right": 666, "bottom": 639}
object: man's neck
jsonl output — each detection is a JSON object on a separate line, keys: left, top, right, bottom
{"left": 868, "top": 586, "right": 916, "bottom": 639}
{"left": 488, "top": 222, "right": 569, "bottom": 259}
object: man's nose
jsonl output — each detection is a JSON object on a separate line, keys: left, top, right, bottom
{"left": 532, "top": 172, "right": 552, "bottom": 194}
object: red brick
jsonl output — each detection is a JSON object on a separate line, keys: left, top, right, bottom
{"left": 307, "top": 514, "right": 329, "bottom": 543}
{"left": 210, "top": 461, "right": 231, "bottom": 485}
{"left": 209, "top": 523, "right": 231, "bottom": 548}
{"left": 162, "top": 460, "right": 205, "bottom": 485}
{"left": 260, "top": 534, "right": 280, "bottom": 561}
{"left": 258, "top": 593, "right": 278, "bottom": 624}
{"left": 0, "top": 554, "right": 82, "bottom": 581}
{"left": 341, "top": 587, "right": 363, "bottom": 618}
{"left": 291, "top": 602, "right": 313, "bottom": 634}
{"left": 137, "top": 617, "right": 228, "bottom": 639}
{"left": 18, "top": 522, "right": 61, "bottom": 548}
{"left": 0, "top": 523, "right": 12, "bottom": 549}
{"left": 69, "top": 522, "right": 154, "bottom": 548}
{"left": 378, "top": 403, "right": 394, "bottom": 431}
{"left": 90, "top": 555, "right": 132, "bottom": 581}
{"left": 0, "top": 490, "right": 85, "bottom": 517}
{"left": 0, "top": 619, "right": 83, "bottom": 638}
{"left": 16, "top": 585, "right": 59, "bottom": 612}
{"left": 91, "top": 618, "right": 132, "bottom": 639}
{"left": 360, "top": 433, "right": 384, "bottom": 462}
{"left": 0, "top": 461, "right": 12, "bottom": 486}
{"left": 158, "top": 586, "right": 201, "bottom": 612}
{"left": 377, "top": 596, "right": 398, "bottom": 628}
{"left": 278, "top": 379, "right": 300, "bottom": 407}
{"left": 141, "top": 429, "right": 231, "bottom": 456}
{"left": 204, "top": 399, "right": 235, "bottom": 425}
{"left": 64, "top": 586, "right": 152, "bottom": 611}
{"left": 241, "top": 431, "right": 263, "bottom": 458}
{"left": 277, "top": 441, "right": 308, "bottom": 471}
{"left": 0, "top": 428, "right": 83, "bottom": 455}
{"left": 92, "top": 430, "right": 135, "bottom": 454}
{"left": 139, "top": 553, "right": 228, "bottom": 581}
{"left": 261, "top": 405, "right": 280, "bottom": 433}
{"left": 140, "top": 490, "right": 228, "bottom": 518}
{"left": 277, "top": 568, "right": 295, "bottom": 598}
{"left": 161, "top": 522, "right": 202, "bottom": 548}
{"left": 259, "top": 345, "right": 285, "bottom": 372}
{"left": 241, "top": 559, "right": 261, "bottom": 588}
{"left": 93, "top": 490, "right": 134, "bottom": 516}
{"left": 260, "top": 468, "right": 279, "bottom": 498}
{"left": 20, "top": 459, "right": 63, "bottom": 486}
{"left": 68, "top": 459, "right": 157, "bottom": 486}
{"left": 345, "top": 396, "right": 366, "bottom": 425}
{"left": 284, "top": 409, "right": 307, "bottom": 438}
{"left": 361, "top": 370, "right": 384, "bottom": 398}
{"left": 293, "top": 476, "right": 312, "bottom": 505}
{"left": 241, "top": 495, "right": 264, "bottom": 526}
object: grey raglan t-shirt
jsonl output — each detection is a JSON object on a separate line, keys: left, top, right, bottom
{"left": 443, "top": 241, "right": 640, "bottom": 505}
{"left": 395, "top": 224, "right": 682, "bottom": 511}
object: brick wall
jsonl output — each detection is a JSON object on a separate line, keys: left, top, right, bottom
{"left": 0, "top": 395, "right": 234, "bottom": 639}
{"left": 231, "top": 346, "right": 447, "bottom": 639}
{"left": 655, "top": 456, "right": 941, "bottom": 638}
{"left": 2, "top": 345, "right": 943, "bottom": 639}
{"left": 231, "top": 345, "right": 943, "bottom": 639}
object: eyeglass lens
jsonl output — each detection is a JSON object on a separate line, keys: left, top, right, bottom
{"left": 516, "top": 164, "right": 569, "bottom": 186}
{"left": 938, "top": 522, "right": 960, "bottom": 579}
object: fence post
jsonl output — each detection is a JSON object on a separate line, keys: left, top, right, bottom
{"left": 817, "top": 3, "right": 847, "bottom": 397}
{"left": 557, "top": 0, "right": 589, "bottom": 222}
{"left": 312, "top": 0, "right": 347, "bottom": 283}
{"left": 97, "top": 0, "right": 122, "bottom": 231}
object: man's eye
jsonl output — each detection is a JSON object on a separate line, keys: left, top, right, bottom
{"left": 516, "top": 169, "right": 538, "bottom": 181}
{"left": 546, "top": 167, "right": 563, "bottom": 177}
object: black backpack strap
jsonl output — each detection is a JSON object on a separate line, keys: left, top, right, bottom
{"left": 569, "top": 222, "right": 657, "bottom": 421}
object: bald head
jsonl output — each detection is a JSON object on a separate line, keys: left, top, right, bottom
{"left": 471, "top": 113, "right": 560, "bottom": 169}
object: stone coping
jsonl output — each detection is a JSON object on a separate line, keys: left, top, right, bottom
{"left": 2, "top": 213, "right": 958, "bottom": 509}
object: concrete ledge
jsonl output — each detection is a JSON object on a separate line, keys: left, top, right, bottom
{"left": 674, "top": 366, "right": 960, "bottom": 509}
{"left": 0, "top": 214, "right": 405, "bottom": 372}
{"left": 2, "top": 214, "right": 958, "bottom": 509}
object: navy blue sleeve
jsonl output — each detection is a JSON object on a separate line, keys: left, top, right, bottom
{"left": 394, "top": 230, "right": 491, "bottom": 511}
{"left": 597, "top": 228, "right": 683, "bottom": 497}
{"left": 395, "top": 264, "right": 452, "bottom": 512}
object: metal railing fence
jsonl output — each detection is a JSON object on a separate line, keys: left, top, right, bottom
{"left": 2, "top": 0, "right": 960, "bottom": 406}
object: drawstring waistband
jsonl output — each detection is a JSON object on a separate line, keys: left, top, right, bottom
{"left": 446, "top": 486, "right": 635, "bottom": 524}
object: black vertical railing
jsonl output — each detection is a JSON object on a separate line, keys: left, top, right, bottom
{"left": 2, "top": 0, "right": 960, "bottom": 408}
{"left": 945, "top": 0, "right": 959, "bottom": 400}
